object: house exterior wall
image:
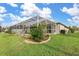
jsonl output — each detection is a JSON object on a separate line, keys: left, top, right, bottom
{"left": 58, "top": 24, "right": 69, "bottom": 33}
{"left": 54, "top": 24, "right": 60, "bottom": 34}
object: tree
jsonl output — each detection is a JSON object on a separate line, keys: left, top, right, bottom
{"left": 68, "top": 26, "right": 75, "bottom": 33}
{"left": 0, "top": 26, "right": 2, "bottom": 32}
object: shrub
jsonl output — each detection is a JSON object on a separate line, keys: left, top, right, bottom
{"left": 70, "top": 28, "right": 75, "bottom": 33}
{"left": 5, "top": 27, "right": 12, "bottom": 34}
{"left": 0, "top": 26, "right": 2, "bottom": 32}
{"left": 68, "top": 26, "right": 75, "bottom": 33}
{"left": 60, "top": 30, "right": 66, "bottom": 34}
{"left": 30, "top": 25, "right": 43, "bottom": 42}
{"left": 68, "top": 27, "right": 75, "bottom": 33}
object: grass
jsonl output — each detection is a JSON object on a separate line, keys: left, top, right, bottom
{"left": 0, "top": 32, "right": 79, "bottom": 56}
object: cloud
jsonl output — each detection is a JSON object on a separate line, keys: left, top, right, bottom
{"left": 0, "top": 13, "right": 28, "bottom": 27}
{"left": 0, "top": 14, "right": 8, "bottom": 22}
{"left": 20, "top": 3, "right": 40, "bottom": 16}
{"left": 21, "top": 10, "right": 33, "bottom": 17}
{"left": 61, "top": 4, "right": 79, "bottom": 16}
{"left": 67, "top": 16, "right": 79, "bottom": 24}
{"left": 20, "top": 3, "right": 52, "bottom": 18}
{"left": 1, "top": 3, "right": 52, "bottom": 27}
{"left": 61, "top": 3, "right": 79, "bottom": 26}
{"left": 8, "top": 3, "right": 18, "bottom": 7}
{"left": 7, "top": 13, "right": 28, "bottom": 25}
{"left": 0, "top": 14, "right": 7, "bottom": 18}
{"left": 40, "top": 7, "right": 52, "bottom": 18}
{"left": 72, "top": 16, "right": 79, "bottom": 23}
{"left": 10, "top": 16, "right": 27, "bottom": 25}
{"left": 8, "top": 13, "right": 19, "bottom": 21}
{"left": 0, "top": 6, "right": 7, "bottom": 13}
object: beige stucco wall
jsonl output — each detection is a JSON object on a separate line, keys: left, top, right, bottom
{"left": 58, "top": 24, "right": 69, "bottom": 33}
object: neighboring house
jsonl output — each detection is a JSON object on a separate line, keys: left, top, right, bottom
{"left": 9, "top": 16, "right": 69, "bottom": 34}
{"left": 57, "top": 23, "right": 69, "bottom": 33}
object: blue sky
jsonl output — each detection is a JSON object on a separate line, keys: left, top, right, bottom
{"left": 0, "top": 3, "right": 79, "bottom": 27}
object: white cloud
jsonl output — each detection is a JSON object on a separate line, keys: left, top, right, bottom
{"left": 20, "top": 3, "right": 52, "bottom": 18}
{"left": 62, "top": 4, "right": 79, "bottom": 26}
{"left": 0, "top": 14, "right": 7, "bottom": 22}
{"left": 10, "top": 16, "right": 27, "bottom": 25}
{"left": 21, "top": 10, "right": 33, "bottom": 17}
{"left": 7, "top": 13, "right": 28, "bottom": 25}
{"left": 0, "top": 14, "right": 7, "bottom": 18}
{"left": 40, "top": 7, "right": 52, "bottom": 18}
{"left": 67, "top": 16, "right": 79, "bottom": 23}
{"left": 20, "top": 3, "right": 40, "bottom": 16}
{"left": 1, "top": 3, "right": 52, "bottom": 27}
{"left": 61, "top": 7, "right": 68, "bottom": 12}
{"left": 8, "top": 13, "right": 19, "bottom": 21}
{"left": 8, "top": 3, "right": 18, "bottom": 7}
{"left": 0, "top": 13, "right": 28, "bottom": 27}
{"left": 0, "top": 6, "right": 7, "bottom": 13}
{"left": 61, "top": 4, "right": 79, "bottom": 16}
{"left": 0, "top": 13, "right": 18, "bottom": 22}
{"left": 42, "top": 8, "right": 51, "bottom": 14}
{"left": 72, "top": 16, "right": 79, "bottom": 23}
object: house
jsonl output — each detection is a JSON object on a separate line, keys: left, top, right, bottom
{"left": 9, "top": 16, "right": 69, "bottom": 34}
{"left": 56, "top": 23, "right": 69, "bottom": 33}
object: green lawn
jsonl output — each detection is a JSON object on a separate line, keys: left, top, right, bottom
{"left": 0, "top": 32, "right": 79, "bottom": 56}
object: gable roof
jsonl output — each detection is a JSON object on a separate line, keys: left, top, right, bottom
{"left": 56, "top": 22, "right": 69, "bottom": 29}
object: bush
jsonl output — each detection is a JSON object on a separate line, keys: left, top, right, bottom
{"left": 0, "top": 26, "right": 2, "bottom": 32}
{"left": 30, "top": 25, "right": 43, "bottom": 42}
{"left": 60, "top": 30, "right": 66, "bottom": 34}
{"left": 69, "top": 28, "right": 75, "bottom": 33}
{"left": 68, "top": 26, "right": 75, "bottom": 33}
{"left": 5, "top": 27, "right": 12, "bottom": 34}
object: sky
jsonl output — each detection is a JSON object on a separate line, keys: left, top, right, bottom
{"left": 0, "top": 3, "right": 79, "bottom": 27}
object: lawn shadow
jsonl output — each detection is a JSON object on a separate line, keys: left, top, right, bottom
{"left": 43, "top": 44, "right": 79, "bottom": 56}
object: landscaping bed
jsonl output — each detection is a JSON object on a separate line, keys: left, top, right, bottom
{"left": 23, "top": 34, "right": 50, "bottom": 44}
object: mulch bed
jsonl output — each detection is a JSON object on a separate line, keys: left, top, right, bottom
{"left": 22, "top": 34, "right": 51, "bottom": 44}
